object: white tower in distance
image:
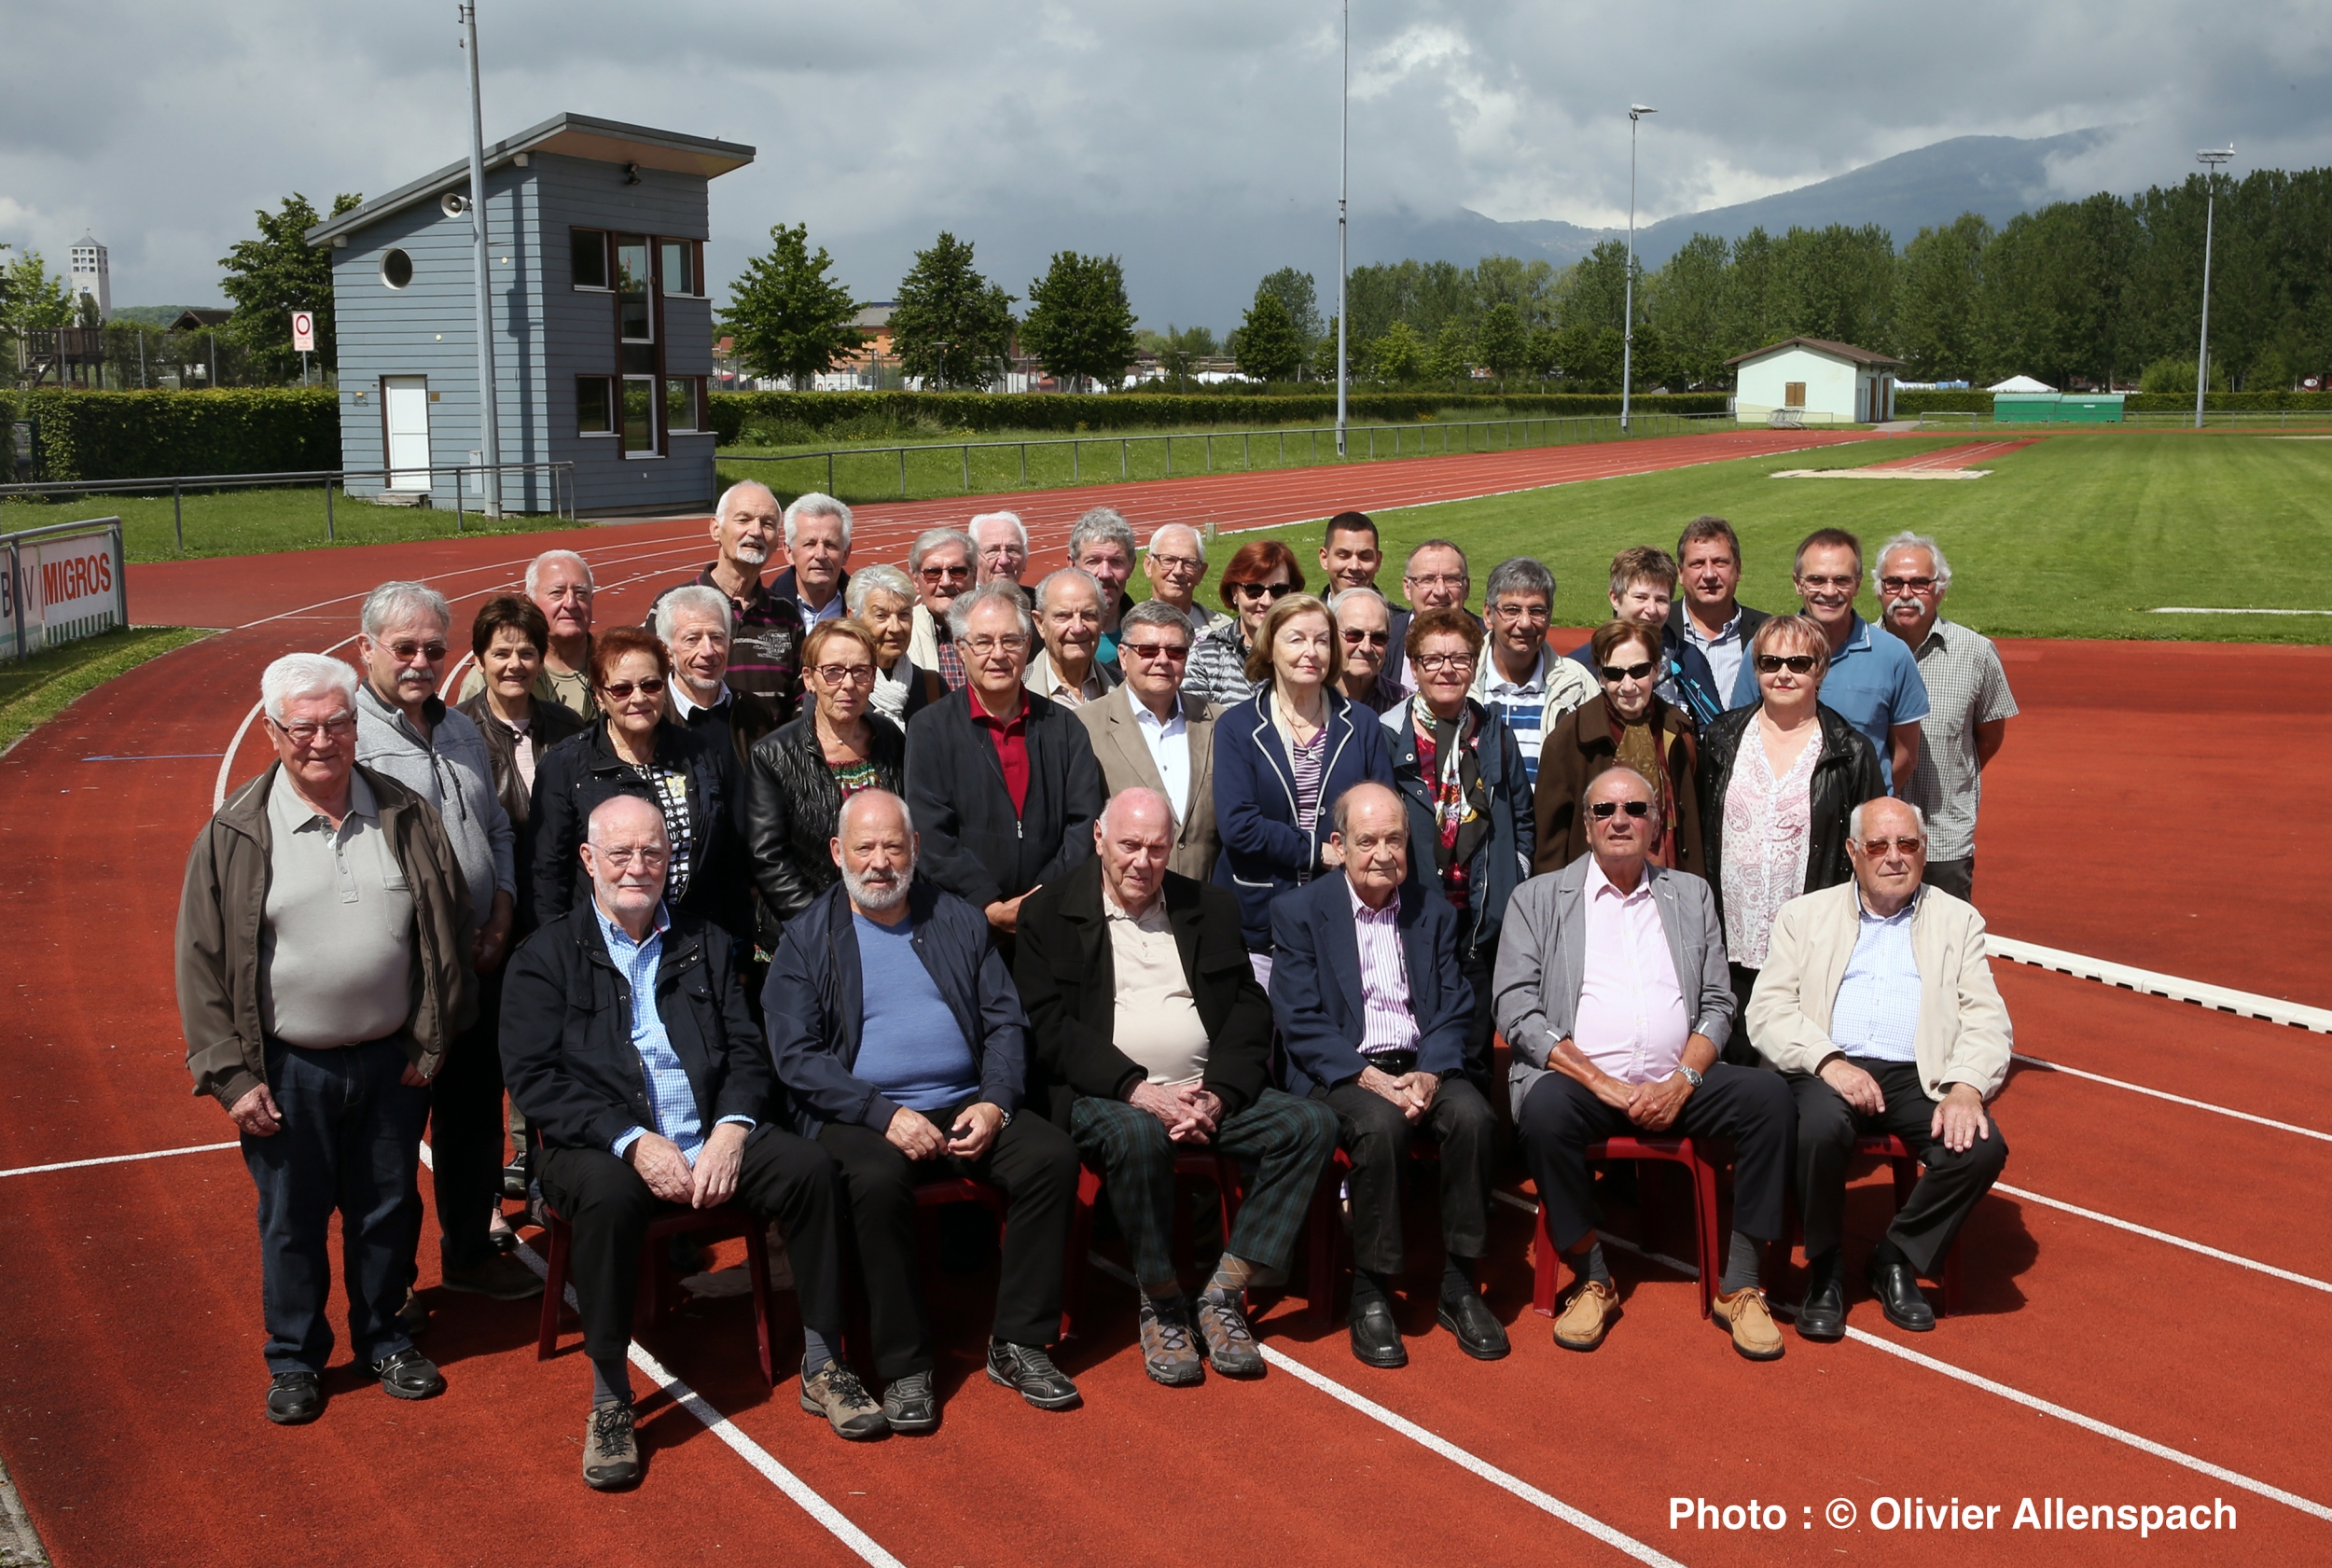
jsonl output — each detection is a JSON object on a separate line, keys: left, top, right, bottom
{"left": 68, "top": 233, "right": 110, "bottom": 323}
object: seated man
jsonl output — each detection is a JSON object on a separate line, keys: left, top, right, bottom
{"left": 1494, "top": 768, "right": 1796, "bottom": 1362}
{"left": 1269, "top": 782, "right": 1507, "bottom": 1369}
{"left": 1016, "top": 789, "right": 1338, "bottom": 1386}
{"left": 1749, "top": 797, "right": 2011, "bottom": 1339}
{"left": 501, "top": 797, "right": 874, "bottom": 1491}
{"left": 766, "top": 788, "right": 1083, "bottom": 1429}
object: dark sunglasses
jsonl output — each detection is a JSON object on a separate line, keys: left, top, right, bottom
{"left": 1599, "top": 659, "right": 1657, "bottom": 682}
{"left": 1119, "top": 641, "right": 1189, "bottom": 662}
{"left": 1589, "top": 799, "right": 1653, "bottom": 819}
{"left": 1341, "top": 629, "right": 1391, "bottom": 647}
{"left": 1233, "top": 581, "right": 1295, "bottom": 601}
{"left": 1755, "top": 654, "right": 1819, "bottom": 674}
{"left": 601, "top": 677, "right": 667, "bottom": 699}
{"left": 1858, "top": 837, "right": 1926, "bottom": 856}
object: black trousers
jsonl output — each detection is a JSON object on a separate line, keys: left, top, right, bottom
{"left": 427, "top": 966, "right": 509, "bottom": 1272}
{"left": 1460, "top": 941, "right": 1498, "bottom": 1096}
{"left": 1516, "top": 1063, "right": 1796, "bottom": 1255}
{"left": 535, "top": 1130, "right": 845, "bottom": 1368}
{"left": 1921, "top": 856, "right": 1975, "bottom": 902}
{"left": 1319, "top": 1075, "right": 1496, "bottom": 1277}
{"left": 820, "top": 1105, "right": 1079, "bottom": 1381}
{"left": 1726, "top": 964, "right": 1763, "bottom": 1066}
{"left": 1790, "top": 1060, "right": 2007, "bottom": 1277}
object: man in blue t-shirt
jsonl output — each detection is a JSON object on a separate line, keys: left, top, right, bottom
{"left": 1730, "top": 528, "right": 1926, "bottom": 790}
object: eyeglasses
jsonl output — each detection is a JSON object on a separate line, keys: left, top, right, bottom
{"left": 1233, "top": 580, "right": 1295, "bottom": 602}
{"left": 1150, "top": 553, "right": 1203, "bottom": 574}
{"left": 1340, "top": 629, "right": 1391, "bottom": 647}
{"left": 1796, "top": 574, "right": 1858, "bottom": 590}
{"left": 918, "top": 563, "right": 972, "bottom": 581}
{"left": 1120, "top": 641, "right": 1190, "bottom": 662}
{"left": 596, "top": 846, "right": 670, "bottom": 868}
{"left": 1489, "top": 602, "right": 1550, "bottom": 623}
{"left": 1878, "top": 576, "right": 1939, "bottom": 594}
{"left": 1414, "top": 652, "right": 1476, "bottom": 673}
{"left": 1406, "top": 573, "right": 1467, "bottom": 590}
{"left": 601, "top": 677, "right": 667, "bottom": 699}
{"left": 384, "top": 641, "right": 449, "bottom": 662}
{"left": 271, "top": 715, "right": 356, "bottom": 745}
{"left": 962, "top": 633, "right": 1029, "bottom": 656}
{"left": 813, "top": 663, "right": 876, "bottom": 686}
{"left": 1589, "top": 799, "right": 1652, "bottom": 819}
{"left": 1755, "top": 654, "right": 1819, "bottom": 674}
{"left": 1857, "top": 837, "right": 1926, "bottom": 856}
{"left": 1599, "top": 660, "right": 1658, "bottom": 682}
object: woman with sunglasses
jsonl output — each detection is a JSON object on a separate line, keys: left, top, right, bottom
{"left": 1530, "top": 619, "right": 1704, "bottom": 877}
{"left": 530, "top": 626, "right": 748, "bottom": 944}
{"left": 744, "top": 620, "right": 907, "bottom": 941}
{"left": 1183, "top": 540, "right": 1304, "bottom": 706}
{"left": 1696, "top": 614, "right": 1884, "bottom": 1057}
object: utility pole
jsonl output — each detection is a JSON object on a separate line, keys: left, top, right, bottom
{"left": 1336, "top": 0, "right": 1349, "bottom": 458}
{"left": 460, "top": 2, "right": 503, "bottom": 518}
{"left": 2194, "top": 146, "right": 2233, "bottom": 431}
{"left": 1621, "top": 104, "right": 1655, "bottom": 433}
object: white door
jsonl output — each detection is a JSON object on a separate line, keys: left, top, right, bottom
{"left": 383, "top": 376, "right": 431, "bottom": 491}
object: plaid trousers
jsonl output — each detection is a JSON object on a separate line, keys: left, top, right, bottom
{"left": 1070, "top": 1088, "right": 1338, "bottom": 1290}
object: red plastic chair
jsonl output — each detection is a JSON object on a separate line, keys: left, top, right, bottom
{"left": 536, "top": 1200, "right": 779, "bottom": 1384}
{"left": 1302, "top": 1141, "right": 1446, "bottom": 1324}
{"left": 1062, "top": 1151, "right": 1246, "bottom": 1339}
{"left": 1530, "top": 1136, "right": 1722, "bottom": 1320}
{"left": 1855, "top": 1133, "right": 1965, "bottom": 1315}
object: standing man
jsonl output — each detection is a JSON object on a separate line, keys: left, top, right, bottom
{"left": 906, "top": 526, "right": 977, "bottom": 691}
{"left": 1566, "top": 547, "right": 1726, "bottom": 727}
{"left": 1328, "top": 588, "right": 1407, "bottom": 715}
{"left": 970, "top": 511, "right": 1031, "bottom": 587}
{"left": 651, "top": 479, "right": 806, "bottom": 723}
{"left": 772, "top": 492, "right": 854, "bottom": 626}
{"left": 1666, "top": 516, "right": 1769, "bottom": 707}
{"left": 178, "top": 654, "right": 474, "bottom": 1424}
{"left": 1317, "top": 511, "right": 1384, "bottom": 596}
{"left": 1473, "top": 557, "right": 1598, "bottom": 786}
{"left": 457, "top": 548, "right": 598, "bottom": 718}
{"left": 1068, "top": 506, "right": 1139, "bottom": 659}
{"left": 350, "top": 582, "right": 534, "bottom": 1311}
{"left": 1387, "top": 539, "right": 1475, "bottom": 685}
{"left": 658, "top": 583, "right": 781, "bottom": 769}
{"left": 1872, "top": 532, "right": 2017, "bottom": 901}
{"left": 1142, "top": 523, "right": 1220, "bottom": 635}
{"left": 1024, "top": 567, "right": 1120, "bottom": 707}
{"left": 1733, "top": 528, "right": 1927, "bottom": 791}
{"left": 1077, "top": 600, "right": 1224, "bottom": 882}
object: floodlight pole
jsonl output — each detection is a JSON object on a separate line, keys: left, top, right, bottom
{"left": 1336, "top": 0, "right": 1349, "bottom": 459}
{"left": 2194, "top": 146, "right": 2232, "bottom": 432}
{"left": 1621, "top": 104, "right": 1655, "bottom": 433}
{"left": 462, "top": 2, "right": 503, "bottom": 518}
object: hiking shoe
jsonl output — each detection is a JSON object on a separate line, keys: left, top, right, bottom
{"left": 265, "top": 1370, "right": 322, "bottom": 1425}
{"left": 370, "top": 1348, "right": 446, "bottom": 1400}
{"left": 986, "top": 1339, "right": 1081, "bottom": 1410}
{"left": 799, "top": 1361, "right": 889, "bottom": 1441}
{"left": 440, "top": 1254, "right": 544, "bottom": 1300}
{"left": 1137, "top": 1296, "right": 1205, "bottom": 1386}
{"left": 1553, "top": 1278, "right": 1618, "bottom": 1353}
{"left": 583, "top": 1401, "right": 640, "bottom": 1490}
{"left": 1714, "top": 1286, "right": 1786, "bottom": 1362}
{"left": 1195, "top": 1289, "right": 1265, "bottom": 1378}
{"left": 882, "top": 1370, "right": 938, "bottom": 1434}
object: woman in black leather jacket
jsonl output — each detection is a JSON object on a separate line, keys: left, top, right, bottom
{"left": 744, "top": 620, "right": 906, "bottom": 945}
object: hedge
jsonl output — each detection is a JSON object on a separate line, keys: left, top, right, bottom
{"left": 17, "top": 389, "right": 340, "bottom": 483}
{"left": 1895, "top": 388, "right": 2332, "bottom": 416}
{"left": 706, "top": 389, "right": 1731, "bottom": 445}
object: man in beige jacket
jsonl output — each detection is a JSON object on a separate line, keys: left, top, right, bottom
{"left": 1747, "top": 797, "right": 2011, "bottom": 1342}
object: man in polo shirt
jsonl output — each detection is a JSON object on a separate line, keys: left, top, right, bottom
{"left": 1473, "top": 556, "right": 1597, "bottom": 785}
{"left": 905, "top": 526, "right": 977, "bottom": 690}
{"left": 650, "top": 479, "right": 805, "bottom": 721}
{"left": 771, "top": 492, "right": 854, "bottom": 626}
{"left": 1666, "top": 515, "right": 1769, "bottom": 706}
{"left": 1873, "top": 532, "right": 2017, "bottom": 902}
{"left": 1735, "top": 527, "right": 1927, "bottom": 791}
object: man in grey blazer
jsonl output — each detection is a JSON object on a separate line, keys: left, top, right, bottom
{"left": 1076, "top": 600, "right": 1222, "bottom": 883}
{"left": 1492, "top": 769, "right": 1796, "bottom": 1363}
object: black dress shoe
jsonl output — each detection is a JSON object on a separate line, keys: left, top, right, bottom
{"left": 266, "top": 1370, "right": 322, "bottom": 1425}
{"left": 371, "top": 1348, "right": 447, "bottom": 1400}
{"left": 1436, "top": 1291, "right": 1511, "bottom": 1360}
{"left": 1865, "top": 1258, "right": 1936, "bottom": 1333}
{"left": 1796, "top": 1275, "right": 1846, "bottom": 1341}
{"left": 1348, "top": 1298, "right": 1408, "bottom": 1368}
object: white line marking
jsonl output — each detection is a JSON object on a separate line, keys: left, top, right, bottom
{"left": 1489, "top": 1189, "right": 1700, "bottom": 1276}
{"left": 1988, "top": 935, "right": 2332, "bottom": 1034}
{"left": 0, "top": 1142, "right": 238, "bottom": 1179}
{"left": 2148, "top": 606, "right": 2332, "bottom": 616}
{"left": 1992, "top": 1183, "right": 2332, "bottom": 1294}
{"left": 2011, "top": 1054, "right": 2332, "bottom": 1143}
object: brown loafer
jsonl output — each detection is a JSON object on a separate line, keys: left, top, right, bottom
{"left": 1714, "top": 1286, "right": 1785, "bottom": 1362}
{"left": 1552, "top": 1278, "right": 1618, "bottom": 1352}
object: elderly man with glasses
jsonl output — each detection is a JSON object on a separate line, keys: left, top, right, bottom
{"left": 906, "top": 527, "right": 979, "bottom": 691}
{"left": 1473, "top": 557, "right": 1597, "bottom": 786}
{"left": 970, "top": 510, "right": 1031, "bottom": 587}
{"left": 1386, "top": 538, "right": 1477, "bottom": 692}
{"left": 1142, "top": 523, "right": 1220, "bottom": 634}
{"left": 457, "top": 548, "right": 598, "bottom": 718}
{"left": 177, "top": 654, "right": 476, "bottom": 1424}
{"left": 1077, "top": 600, "right": 1224, "bottom": 882}
{"left": 1748, "top": 796, "right": 2011, "bottom": 1339}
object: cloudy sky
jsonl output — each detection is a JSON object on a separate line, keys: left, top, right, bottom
{"left": 6, "top": 1, "right": 2327, "bottom": 329}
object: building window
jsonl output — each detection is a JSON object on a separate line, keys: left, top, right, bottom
{"left": 1784, "top": 382, "right": 1806, "bottom": 409}
{"left": 622, "top": 377, "right": 657, "bottom": 456}
{"left": 577, "top": 376, "right": 615, "bottom": 435}
{"left": 664, "top": 377, "right": 701, "bottom": 433}
{"left": 616, "top": 234, "right": 653, "bottom": 342}
{"left": 659, "top": 239, "right": 700, "bottom": 297}
{"left": 381, "top": 249, "right": 413, "bottom": 289}
{"left": 572, "top": 229, "right": 610, "bottom": 289}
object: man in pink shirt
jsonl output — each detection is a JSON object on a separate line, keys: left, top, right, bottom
{"left": 1492, "top": 769, "right": 1796, "bottom": 1362}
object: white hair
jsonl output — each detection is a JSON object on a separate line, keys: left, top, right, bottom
{"left": 1872, "top": 531, "right": 1953, "bottom": 593}
{"left": 358, "top": 580, "right": 451, "bottom": 639}
{"left": 846, "top": 562, "right": 915, "bottom": 615}
{"left": 836, "top": 786, "right": 914, "bottom": 840}
{"left": 909, "top": 527, "right": 975, "bottom": 574}
{"left": 1034, "top": 566, "right": 1103, "bottom": 615}
{"left": 261, "top": 653, "right": 359, "bottom": 724}
{"left": 947, "top": 578, "right": 1034, "bottom": 641}
{"left": 523, "top": 548, "right": 594, "bottom": 598}
{"left": 968, "top": 510, "right": 1029, "bottom": 551}
{"left": 1146, "top": 522, "right": 1206, "bottom": 568}
{"left": 784, "top": 490, "right": 854, "bottom": 549}
{"left": 1100, "top": 786, "right": 1174, "bottom": 834}
{"left": 715, "top": 479, "right": 779, "bottom": 521}
{"left": 1848, "top": 798, "right": 1927, "bottom": 840}
{"left": 1326, "top": 586, "right": 1389, "bottom": 617}
{"left": 654, "top": 584, "right": 732, "bottom": 645}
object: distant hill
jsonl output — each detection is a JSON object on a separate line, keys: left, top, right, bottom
{"left": 112, "top": 305, "right": 224, "bottom": 327}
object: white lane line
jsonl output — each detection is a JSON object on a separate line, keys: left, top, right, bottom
{"left": 1992, "top": 1183, "right": 2332, "bottom": 1294}
{"left": 0, "top": 1142, "right": 238, "bottom": 1179}
{"left": 2012, "top": 1053, "right": 2332, "bottom": 1144}
{"left": 1489, "top": 1189, "right": 1700, "bottom": 1276}
{"left": 2149, "top": 606, "right": 2332, "bottom": 616}
{"left": 1084, "top": 1251, "right": 1685, "bottom": 1568}
{"left": 1988, "top": 935, "right": 2332, "bottom": 1034}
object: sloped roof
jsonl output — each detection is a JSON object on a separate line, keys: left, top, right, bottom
{"left": 1726, "top": 335, "right": 1903, "bottom": 368}
{"left": 1987, "top": 374, "right": 2054, "bottom": 393}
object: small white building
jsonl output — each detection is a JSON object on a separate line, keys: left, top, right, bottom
{"left": 68, "top": 233, "right": 110, "bottom": 323}
{"left": 1728, "top": 336, "right": 1900, "bottom": 424}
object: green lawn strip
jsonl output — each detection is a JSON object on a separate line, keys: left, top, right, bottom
{"left": 1202, "top": 433, "right": 2332, "bottom": 645}
{"left": 0, "top": 626, "right": 214, "bottom": 754}
{"left": 1, "top": 489, "right": 573, "bottom": 565}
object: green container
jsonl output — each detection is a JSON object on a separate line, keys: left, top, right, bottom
{"left": 2054, "top": 395, "right": 2125, "bottom": 423}
{"left": 1993, "top": 393, "right": 2061, "bottom": 423}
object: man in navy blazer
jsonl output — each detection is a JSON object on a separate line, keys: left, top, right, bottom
{"left": 1270, "top": 782, "right": 1506, "bottom": 1370}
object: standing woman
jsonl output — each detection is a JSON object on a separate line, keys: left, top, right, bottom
{"left": 850, "top": 563, "right": 943, "bottom": 725}
{"left": 745, "top": 620, "right": 906, "bottom": 945}
{"left": 1698, "top": 614, "right": 1884, "bottom": 1058}
{"left": 530, "top": 626, "right": 749, "bottom": 946}
{"left": 1213, "top": 592, "right": 1395, "bottom": 981}
{"left": 1531, "top": 619, "right": 1705, "bottom": 878}
{"left": 459, "top": 595, "right": 586, "bottom": 937}
{"left": 1183, "top": 540, "right": 1304, "bottom": 707}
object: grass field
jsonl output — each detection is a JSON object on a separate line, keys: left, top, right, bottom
{"left": 0, "top": 488, "right": 574, "bottom": 565}
{"left": 1215, "top": 431, "right": 2332, "bottom": 644}
{"left": 0, "top": 626, "right": 212, "bottom": 753}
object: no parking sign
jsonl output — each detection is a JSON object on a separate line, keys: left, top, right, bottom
{"left": 290, "top": 311, "right": 316, "bottom": 352}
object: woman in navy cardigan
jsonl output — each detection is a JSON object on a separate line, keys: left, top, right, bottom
{"left": 1213, "top": 592, "right": 1396, "bottom": 970}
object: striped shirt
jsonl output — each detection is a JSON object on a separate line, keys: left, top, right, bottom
{"left": 1474, "top": 647, "right": 1597, "bottom": 785}
{"left": 1290, "top": 724, "right": 1327, "bottom": 837}
{"left": 1828, "top": 889, "right": 1923, "bottom": 1063}
{"left": 1904, "top": 618, "right": 2019, "bottom": 860}
{"left": 1349, "top": 881, "right": 1421, "bottom": 1058}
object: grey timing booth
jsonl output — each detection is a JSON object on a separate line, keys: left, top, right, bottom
{"left": 306, "top": 113, "right": 754, "bottom": 517}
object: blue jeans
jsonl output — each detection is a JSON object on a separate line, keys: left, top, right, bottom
{"left": 243, "top": 1039, "right": 430, "bottom": 1374}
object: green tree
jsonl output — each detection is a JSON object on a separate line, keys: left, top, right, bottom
{"left": 1370, "top": 320, "right": 1425, "bottom": 383}
{"left": 1310, "top": 314, "right": 1344, "bottom": 382}
{"left": 1643, "top": 233, "right": 1733, "bottom": 386}
{"left": 1475, "top": 301, "right": 1528, "bottom": 379}
{"left": 1, "top": 251, "right": 74, "bottom": 384}
{"left": 1256, "top": 267, "right": 1323, "bottom": 347}
{"left": 1425, "top": 321, "right": 1476, "bottom": 384}
{"left": 889, "top": 231, "right": 1017, "bottom": 390}
{"left": 1234, "top": 289, "right": 1304, "bottom": 382}
{"left": 1020, "top": 251, "right": 1137, "bottom": 392}
{"left": 218, "top": 191, "right": 361, "bottom": 381}
{"left": 720, "top": 221, "right": 865, "bottom": 390}
{"left": 1895, "top": 214, "right": 1992, "bottom": 382}
{"left": 2137, "top": 356, "right": 2228, "bottom": 394}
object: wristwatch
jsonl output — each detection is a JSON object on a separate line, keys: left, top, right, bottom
{"left": 1677, "top": 1065, "right": 1704, "bottom": 1089}
{"left": 995, "top": 1109, "right": 1014, "bottom": 1128}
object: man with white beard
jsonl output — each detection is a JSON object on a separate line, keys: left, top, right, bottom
{"left": 648, "top": 480, "right": 807, "bottom": 722}
{"left": 763, "top": 789, "right": 1083, "bottom": 1432}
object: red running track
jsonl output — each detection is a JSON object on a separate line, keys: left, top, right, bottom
{"left": 4, "top": 427, "right": 2328, "bottom": 1565}
{"left": 1866, "top": 438, "right": 2043, "bottom": 471}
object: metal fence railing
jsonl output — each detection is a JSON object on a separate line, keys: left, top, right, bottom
{"left": 1914, "top": 409, "right": 2332, "bottom": 432}
{"left": 0, "top": 460, "right": 575, "bottom": 550}
{"left": 716, "top": 411, "right": 1729, "bottom": 500}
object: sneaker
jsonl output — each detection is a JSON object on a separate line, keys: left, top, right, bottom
{"left": 396, "top": 1286, "right": 430, "bottom": 1337}
{"left": 1552, "top": 1278, "right": 1618, "bottom": 1353}
{"left": 1713, "top": 1286, "right": 1786, "bottom": 1362}
{"left": 1194, "top": 1290, "right": 1265, "bottom": 1378}
{"left": 882, "top": 1370, "right": 938, "bottom": 1435}
{"left": 265, "top": 1369, "right": 322, "bottom": 1426}
{"left": 440, "top": 1254, "right": 544, "bottom": 1300}
{"left": 583, "top": 1401, "right": 640, "bottom": 1490}
{"left": 1136, "top": 1296, "right": 1205, "bottom": 1387}
{"left": 985, "top": 1339, "right": 1081, "bottom": 1410}
{"left": 798, "top": 1361, "right": 889, "bottom": 1441}
{"left": 370, "top": 1348, "right": 446, "bottom": 1400}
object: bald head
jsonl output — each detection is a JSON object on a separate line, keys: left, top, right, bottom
{"left": 1585, "top": 764, "right": 1658, "bottom": 878}
{"left": 1848, "top": 797, "right": 1928, "bottom": 915}
{"left": 1097, "top": 788, "right": 1174, "bottom": 914}
{"left": 833, "top": 789, "right": 916, "bottom": 916}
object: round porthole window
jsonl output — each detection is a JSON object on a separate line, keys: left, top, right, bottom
{"left": 381, "top": 248, "right": 414, "bottom": 289}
